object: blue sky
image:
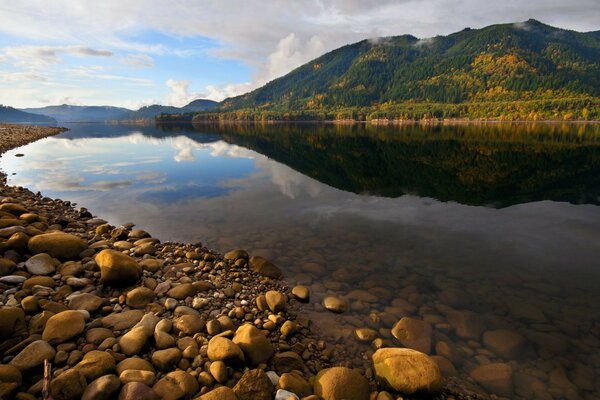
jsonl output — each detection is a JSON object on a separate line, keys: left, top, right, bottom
{"left": 0, "top": 0, "right": 598, "bottom": 109}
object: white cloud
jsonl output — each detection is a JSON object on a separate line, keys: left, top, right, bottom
{"left": 68, "top": 66, "right": 153, "bottom": 85}
{"left": 165, "top": 79, "right": 200, "bottom": 107}
{"left": 0, "top": 0, "right": 598, "bottom": 105}
{"left": 121, "top": 54, "right": 154, "bottom": 68}
{"left": 2, "top": 45, "right": 112, "bottom": 67}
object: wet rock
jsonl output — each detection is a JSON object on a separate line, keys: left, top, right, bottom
{"left": 167, "top": 283, "right": 197, "bottom": 300}
{"left": 323, "top": 296, "right": 348, "bottom": 313}
{"left": 482, "top": 329, "right": 528, "bottom": 359}
{"left": 0, "top": 258, "right": 16, "bottom": 276}
{"left": 28, "top": 232, "right": 88, "bottom": 259}
{"left": 209, "top": 360, "right": 228, "bottom": 383}
{"left": 233, "top": 368, "right": 274, "bottom": 400}
{"left": 447, "top": 309, "right": 486, "bottom": 340}
{"left": 173, "top": 315, "right": 204, "bottom": 335}
{"left": 431, "top": 355, "right": 458, "bottom": 377}
{"left": 313, "top": 367, "right": 370, "bottom": 400}
{"left": 207, "top": 336, "right": 244, "bottom": 364}
{"left": 206, "top": 319, "right": 222, "bottom": 335}
{"left": 279, "top": 372, "right": 312, "bottom": 397}
{"left": 102, "top": 310, "right": 144, "bottom": 331}
{"left": 372, "top": 348, "right": 442, "bottom": 395}
{"left": 291, "top": 285, "right": 309, "bottom": 302}
{"left": 95, "top": 249, "right": 140, "bottom": 286}
{"left": 75, "top": 350, "right": 116, "bottom": 381}
{"left": 23, "top": 275, "right": 56, "bottom": 289}
{"left": 272, "top": 351, "right": 305, "bottom": 375}
{"left": 82, "top": 374, "right": 121, "bottom": 400}
{"left": 116, "top": 358, "right": 155, "bottom": 375}
{"left": 68, "top": 293, "right": 103, "bottom": 312}
{"left": 151, "top": 348, "right": 182, "bottom": 371}
{"left": 120, "top": 326, "right": 151, "bottom": 356}
{"left": 86, "top": 328, "right": 114, "bottom": 345}
{"left": 391, "top": 317, "right": 432, "bottom": 354}
{"left": 153, "top": 370, "right": 199, "bottom": 400}
{"left": 0, "top": 364, "right": 22, "bottom": 399}
{"left": 197, "top": 386, "right": 238, "bottom": 400}
{"left": 275, "top": 389, "right": 299, "bottom": 400}
{"left": 9, "top": 339, "right": 56, "bottom": 371}
{"left": 51, "top": 368, "right": 87, "bottom": 400}
{"left": 126, "top": 287, "right": 155, "bottom": 309}
{"left": 25, "top": 253, "right": 59, "bottom": 275}
{"left": 280, "top": 320, "right": 298, "bottom": 338}
{"left": 118, "top": 382, "right": 160, "bottom": 400}
{"left": 354, "top": 328, "right": 378, "bottom": 343}
{"left": 470, "top": 362, "right": 513, "bottom": 397}
{"left": 0, "top": 307, "right": 26, "bottom": 338}
{"left": 249, "top": 256, "right": 282, "bottom": 279}
{"left": 42, "top": 310, "right": 86, "bottom": 344}
{"left": 233, "top": 324, "right": 273, "bottom": 365}
{"left": 119, "top": 369, "right": 156, "bottom": 386}
{"left": 266, "top": 290, "right": 286, "bottom": 312}
{"left": 224, "top": 249, "right": 248, "bottom": 261}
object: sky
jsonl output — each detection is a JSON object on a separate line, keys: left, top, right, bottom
{"left": 0, "top": 0, "right": 598, "bottom": 109}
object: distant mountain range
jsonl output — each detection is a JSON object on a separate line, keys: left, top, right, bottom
{"left": 15, "top": 99, "right": 218, "bottom": 123}
{"left": 182, "top": 19, "right": 599, "bottom": 122}
{"left": 0, "top": 105, "right": 57, "bottom": 124}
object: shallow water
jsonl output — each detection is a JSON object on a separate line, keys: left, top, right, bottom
{"left": 2, "top": 122, "right": 599, "bottom": 398}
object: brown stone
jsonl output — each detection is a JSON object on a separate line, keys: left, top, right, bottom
{"left": 28, "top": 232, "right": 88, "bottom": 259}
{"left": 313, "top": 367, "right": 370, "bottom": 400}
{"left": 233, "top": 369, "right": 273, "bottom": 400}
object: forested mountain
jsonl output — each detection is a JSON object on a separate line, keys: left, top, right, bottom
{"left": 0, "top": 106, "right": 57, "bottom": 124}
{"left": 188, "top": 20, "right": 600, "bottom": 121}
{"left": 184, "top": 99, "right": 218, "bottom": 112}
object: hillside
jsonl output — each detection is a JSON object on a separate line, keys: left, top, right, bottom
{"left": 187, "top": 20, "right": 600, "bottom": 121}
{"left": 23, "top": 99, "right": 218, "bottom": 123}
{"left": 0, "top": 106, "right": 57, "bottom": 124}
{"left": 22, "top": 105, "right": 129, "bottom": 123}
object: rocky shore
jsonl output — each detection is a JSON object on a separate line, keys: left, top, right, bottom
{"left": 0, "top": 125, "right": 481, "bottom": 400}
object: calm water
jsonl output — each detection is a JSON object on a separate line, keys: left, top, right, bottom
{"left": 2, "top": 123, "right": 600, "bottom": 399}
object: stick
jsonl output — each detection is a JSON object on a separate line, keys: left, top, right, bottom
{"left": 42, "top": 359, "right": 52, "bottom": 400}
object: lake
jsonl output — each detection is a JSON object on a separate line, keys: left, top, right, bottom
{"left": 2, "top": 122, "right": 599, "bottom": 398}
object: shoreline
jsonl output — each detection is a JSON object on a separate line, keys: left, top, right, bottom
{"left": 157, "top": 118, "right": 600, "bottom": 126}
{"left": 0, "top": 125, "right": 483, "bottom": 400}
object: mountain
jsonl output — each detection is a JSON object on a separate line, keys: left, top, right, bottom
{"left": 24, "top": 99, "right": 219, "bottom": 123}
{"left": 119, "top": 100, "right": 218, "bottom": 121}
{"left": 22, "top": 105, "right": 129, "bottom": 123}
{"left": 0, "top": 105, "right": 57, "bottom": 124}
{"left": 191, "top": 20, "right": 599, "bottom": 121}
{"left": 183, "top": 99, "right": 218, "bottom": 112}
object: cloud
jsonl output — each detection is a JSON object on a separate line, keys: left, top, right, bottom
{"left": 69, "top": 65, "right": 153, "bottom": 85}
{"left": 165, "top": 79, "right": 200, "bottom": 107}
{"left": 2, "top": 45, "right": 112, "bottom": 67}
{"left": 0, "top": 1, "right": 598, "bottom": 106}
{"left": 121, "top": 54, "right": 154, "bottom": 68}
{"left": 0, "top": 71, "right": 48, "bottom": 82}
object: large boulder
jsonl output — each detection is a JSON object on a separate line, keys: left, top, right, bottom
{"left": 28, "top": 232, "right": 88, "bottom": 259}
{"left": 42, "top": 310, "right": 86, "bottom": 344}
{"left": 391, "top": 317, "right": 432, "bottom": 354}
{"left": 232, "top": 324, "right": 273, "bottom": 365}
{"left": 372, "top": 348, "right": 442, "bottom": 395}
{"left": 95, "top": 249, "right": 140, "bottom": 286}
{"left": 313, "top": 367, "right": 370, "bottom": 400}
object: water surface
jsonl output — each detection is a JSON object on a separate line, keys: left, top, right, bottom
{"left": 2, "top": 122, "right": 599, "bottom": 399}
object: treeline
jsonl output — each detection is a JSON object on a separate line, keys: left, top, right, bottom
{"left": 156, "top": 97, "right": 600, "bottom": 123}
